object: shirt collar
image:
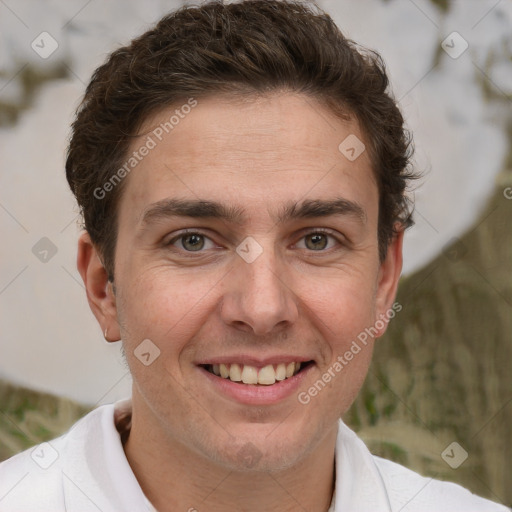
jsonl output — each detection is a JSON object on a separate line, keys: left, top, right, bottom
{"left": 64, "top": 398, "right": 391, "bottom": 511}
{"left": 333, "top": 419, "right": 392, "bottom": 511}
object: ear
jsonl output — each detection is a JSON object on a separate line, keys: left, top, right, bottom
{"left": 374, "top": 226, "right": 404, "bottom": 338}
{"left": 77, "top": 231, "right": 120, "bottom": 342}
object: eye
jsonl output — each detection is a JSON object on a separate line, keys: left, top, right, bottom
{"left": 295, "top": 230, "right": 341, "bottom": 251}
{"left": 167, "top": 231, "right": 216, "bottom": 252}
{"left": 165, "top": 229, "right": 343, "bottom": 254}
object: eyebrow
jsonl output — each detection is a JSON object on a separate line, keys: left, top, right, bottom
{"left": 139, "top": 197, "right": 366, "bottom": 229}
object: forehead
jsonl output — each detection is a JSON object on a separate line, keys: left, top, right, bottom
{"left": 119, "top": 92, "right": 377, "bottom": 226}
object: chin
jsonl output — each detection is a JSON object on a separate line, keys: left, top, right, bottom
{"left": 206, "top": 417, "right": 327, "bottom": 473}
{"left": 215, "top": 441, "right": 306, "bottom": 473}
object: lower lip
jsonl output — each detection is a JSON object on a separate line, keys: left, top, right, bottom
{"left": 198, "top": 364, "right": 315, "bottom": 405}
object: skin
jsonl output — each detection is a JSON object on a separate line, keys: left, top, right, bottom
{"left": 77, "top": 92, "right": 403, "bottom": 512}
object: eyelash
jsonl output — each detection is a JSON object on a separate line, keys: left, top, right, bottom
{"left": 165, "top": 228, "right": 344, "bottom": 255}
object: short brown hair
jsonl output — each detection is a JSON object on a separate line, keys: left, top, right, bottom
{"left": 66, "top": 0, "right": 415, "bottom": 281}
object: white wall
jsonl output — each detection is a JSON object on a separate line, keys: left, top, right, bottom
{"left": 1, "top": 0, "right": 511, "bottom": 405}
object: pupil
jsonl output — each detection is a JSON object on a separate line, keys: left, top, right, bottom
{"left": 307, "top": 233, "right": 327, "bottom": 250}
{"left": 183, "top": 234, "right": 204, "bottom": 251}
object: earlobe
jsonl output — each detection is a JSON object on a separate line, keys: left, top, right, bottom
{"left": 77, "top": 232, "right": 120, "bottom": 342}
{"left": 374, "top": 227, "right": 404, "bottom": 337}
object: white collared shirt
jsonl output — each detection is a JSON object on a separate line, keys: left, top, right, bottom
{"left": 0, "top": 398, "right": 508, "bottom": 511}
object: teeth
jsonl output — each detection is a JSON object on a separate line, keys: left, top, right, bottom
{"left": 230, "top": 363, "right": 242, "bottom": 381}
{"left": 241, "top": 365, "right": 258, "bottom": 384}
{"left": 208, "top": 361, "right": 306, "bottom": 385}
{"left": 285, "top": 362, "right": 295, "bottom": 378}
{"left": 275, "top": 363, "right": 287, "bottom": 381}
{"left": 258, "top": 364, "right": 276, "bottom": 385}
{"left": 220, "top": 363, "right": 229, "bottom": 378}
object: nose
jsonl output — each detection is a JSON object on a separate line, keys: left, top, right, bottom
{"left": 219, "top": 243, "right": 299, "bottom": 336}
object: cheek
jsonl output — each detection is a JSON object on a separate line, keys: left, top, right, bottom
{"left": 304, "top": 270, "right": 378, "bottom": 338}
{"left": 299, "top": 271, "right": 378, "bottom": 407}
{"left": 337, "top": 345, "right": 374, "bottom": 413}
{"left": 297, "top": 339, "right": 374, "bottom": 419}
{"left": 318, "top": 276, "right": 378, "bottom": 412}
{"left": 115, "top": 266, "right": 218, "bottom": 351}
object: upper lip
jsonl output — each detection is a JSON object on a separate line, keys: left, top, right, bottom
{"left": 196, "top": 354, "right": 314, "bottom": 368}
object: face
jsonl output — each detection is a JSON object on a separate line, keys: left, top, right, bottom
{"left": 81, "top": 92, "right": 402, "bottom": 472}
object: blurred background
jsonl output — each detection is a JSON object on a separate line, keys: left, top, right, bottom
{"left": 0, "top": 0, "right": 511, "bottom": 506}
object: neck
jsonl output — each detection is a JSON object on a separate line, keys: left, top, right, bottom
{"left": 123, "top": 398, "right": 337, "bottom": 512}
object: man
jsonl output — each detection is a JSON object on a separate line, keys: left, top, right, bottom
{"left": 0, "top": 1, "right": 508, "bottom": 511}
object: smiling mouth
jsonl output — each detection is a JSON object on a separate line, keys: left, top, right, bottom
{"left": 200, "top": 361, "right": 314, "bottom": 385}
